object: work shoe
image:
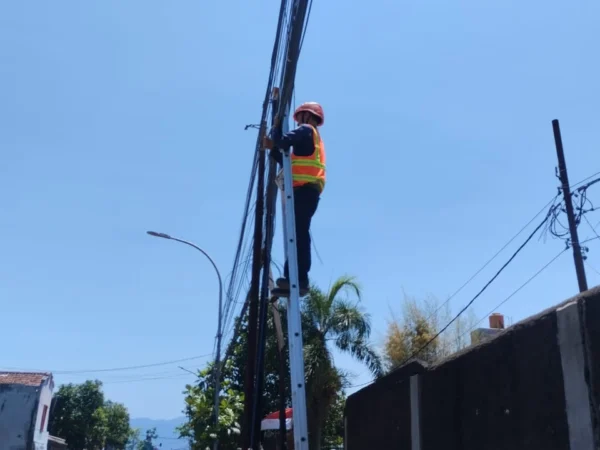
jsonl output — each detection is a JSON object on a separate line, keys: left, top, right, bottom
{"left": 274, "top": 278, "right": 309, "bottom": 296}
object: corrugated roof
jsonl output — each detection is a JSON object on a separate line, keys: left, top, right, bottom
{"left": 0, "top": 371, "right": 51, "bottom": 387}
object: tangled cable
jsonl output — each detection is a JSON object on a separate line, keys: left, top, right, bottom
{"left": 545, "top": 176, "right": 600, "bottom": 256}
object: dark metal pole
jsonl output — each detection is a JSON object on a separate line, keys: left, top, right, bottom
{"left": 241, "top": 127, "right": 267, "bottom": 450}
{"left": 251, "top": 88, "right": 282, "bottom": 449}
{"left": 552, "top": 119, "right": 588, "bottom": 292}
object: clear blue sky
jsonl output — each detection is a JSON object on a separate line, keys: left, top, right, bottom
{"left": 1, "top": 0, "right": 599, "bottom": 420}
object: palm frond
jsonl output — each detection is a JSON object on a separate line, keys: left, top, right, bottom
{"left": 328, "top": 299, "right": 371, "bottom": 340}
{"left": 302, "top": 287, "right": 329, "bottom": 333}
{"left": 326, "top": 275, "right": 362, "bottom": 308}
{"left": 335, "top": 335, "right": 383, "bottom": 378}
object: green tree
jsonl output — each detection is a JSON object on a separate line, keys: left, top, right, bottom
{"left": 180, "top": 275, "right": 380, "bottom": 450}
{"left": 226, "top": 309, "right": 289, "bottom": 418}
{"left": 180, "top": 311, "right": 286, "bottom": 449}
{"left": 178, "top": 362, "right": 244, "bottom": 450}
{"left": 383, "top": 293, "right": 477, "bottom": 370}
{"left": 105, "top": 401, "right": 133, "bottom": 449}
{"left": 301, "top": 276, "right": 382, "bottom": 450}
{"left": 48, "top": 380, "right": 132, "bottom": 450}
{"left": 137, "top": 428, "right": 160, "bottom": 450}
{"left": 49, "top": 380, "right": 106, "bottom": 450}
{"left": 125, "top": 429, "right": 141, "bottom": 450}
{"left": 322, "top": 392, "right": 346, "bottom": 449}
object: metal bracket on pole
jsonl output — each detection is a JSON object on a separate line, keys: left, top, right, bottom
{"left": 278, "top": 148, "right": 310, "bottom": 450}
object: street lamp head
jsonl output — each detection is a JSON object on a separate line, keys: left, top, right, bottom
{"left": 146, "top": 231, "right": 172, "bottom": 239}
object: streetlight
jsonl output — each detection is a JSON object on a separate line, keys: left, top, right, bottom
{"left": 146, "top": 230, "right": 223, "bottom": 450}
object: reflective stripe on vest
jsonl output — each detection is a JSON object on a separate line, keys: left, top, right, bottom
{"left": 291, "top": 125, "right": 326, "bottom": 192}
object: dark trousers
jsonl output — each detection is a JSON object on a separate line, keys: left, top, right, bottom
{"left": 283, "top": 185, "right": 320, "bottom": 284}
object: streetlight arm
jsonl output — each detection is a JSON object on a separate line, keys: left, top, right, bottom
{"left": 146, "top": 231, "right": 223, "bottom": 337}
{"left": 146, "top": 229, "right": 225, "bottom": 450}
{"left": 167, "top": 236, "right": 224, "bottom": 320}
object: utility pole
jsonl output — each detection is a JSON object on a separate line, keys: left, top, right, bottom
{"left": 241, "top": 120, "right": 267, "bottom": 450}
{"left": 251, "top": 88, "right": 282, "bottom": 450}
{"left": 552, "top": 119, "right": 588, "bottom": 292}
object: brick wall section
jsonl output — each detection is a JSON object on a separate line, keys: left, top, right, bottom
{"left": 345, "top": 286, "right": 600, "bottom": 450}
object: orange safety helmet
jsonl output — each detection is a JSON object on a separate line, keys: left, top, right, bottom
{"left": 293, "top": 102, "right": 324, "bottom": 126}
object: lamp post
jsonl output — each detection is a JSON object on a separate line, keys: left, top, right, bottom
{"left": 146, "top": 231, "right": 223, "bottom": 450}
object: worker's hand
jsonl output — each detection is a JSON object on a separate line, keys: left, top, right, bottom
{"left": 262, "top": 136, "right": 274, "bottom": 150}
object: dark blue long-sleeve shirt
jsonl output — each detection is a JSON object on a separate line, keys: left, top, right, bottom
{"left": 270, "top": 124, "right": 316, "bottom": 166}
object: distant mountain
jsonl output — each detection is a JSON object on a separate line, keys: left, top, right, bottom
{"left": 130, "top": 416, "right": 188, "bottom": 449}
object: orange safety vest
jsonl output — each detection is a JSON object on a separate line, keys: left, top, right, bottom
{"left": 291, "top": 125, "right": 326, "bottom": 192}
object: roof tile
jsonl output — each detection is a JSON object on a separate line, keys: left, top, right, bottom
{"left": 0, "top": 371, "right": 52, "bottom": 387}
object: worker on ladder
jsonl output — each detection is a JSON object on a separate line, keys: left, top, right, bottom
{"left": 262, "top": 102, "right": 326, "bottom": 297}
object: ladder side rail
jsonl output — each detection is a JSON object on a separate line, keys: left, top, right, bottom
{"left": 280, "top": 148, "right": 310, "bottom": 450}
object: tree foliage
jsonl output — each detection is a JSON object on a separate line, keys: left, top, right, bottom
{"left": 136, "top": 428, "right": 160, "bottom": 450}
{"left": 105, "top": 401, "right": 133, "bottom": 449}
{"left": 178, "top": 362, "right": 244, "bottom": 450}
{"left": 301, "top": 276, "right": 381, "bottom": 450}
{"left": 321, "top": 392, "right": 346, "bottom": 449}
{"left": 49, "top": 380, "right": 133, "bottom": 450}
{"left": 226, "top": 307, "right": 289, "bottom": 419}
{"left": 383, "top": 293, "right": 477, "bottom": 370}
{"left": 179, "top": 275, "right": 381, "bottom": 450}
{"left": 125, "top": 429, "right": 141, "bottom": 450}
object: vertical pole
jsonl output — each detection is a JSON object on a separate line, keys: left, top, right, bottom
{"left": 251, "top": 89, "right": 281, "bottom": 449}
{"left": 250, "top": 88, "right": 279, "bottom": 448}
{"left": 556, "top": 301, "right": 596, "bottom": 449}
{"left": 410, "top": 376, "right": 422, "bottom": 450}
{"left": 552, "top": 119, "right": 588, "bottom": 292}
{"left": 250, "top": 160, "right": 278, "bottom": 448}
{"left": 281, "top": 148, "right": 310, "bottom": 450}
{"left": 213, "top": 277, "right": 224, "bottom": 450}
{"left": 242, "top": 124, "right": 267, "bottom": 449}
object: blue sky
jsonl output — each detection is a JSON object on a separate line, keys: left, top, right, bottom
{"left": 1, "top": 0, "right": 599, "bottom": 420}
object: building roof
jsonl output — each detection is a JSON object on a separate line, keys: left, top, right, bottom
{"left": 0, "top": 371, "right": 52, "bottom": 387}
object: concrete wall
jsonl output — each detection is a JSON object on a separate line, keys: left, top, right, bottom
{"left": 0, "top": 384, "right": 40, "bottom": 450}
{"left": 345, "top": 286, "right": 600, "bottom": 450}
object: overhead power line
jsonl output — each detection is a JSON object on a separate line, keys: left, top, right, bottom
{"left": 584, "top": 215, "right": 600, "bottom": 241}
{"left": 397, "top": 203, "right": 556, "bottom": 367}
{"left": 426, "top": 195, "right": 559, "bottom": 323}
{"left": 348, "top": 246, "right": 570, "bottom": 392}
{"left": 587, "top": 262, "right": 600, "bottom": 276}
{"left": 102, "top": 373, "right": 194, "bottom": 384}
{"left": 571, "top": 170, "right": 600, "bottom": 189}
{"left": 1, "top": 353, "right": 213, "bottom": 375}
{"left": 343, "top": 174, "right": 600, "bottom": 392}
{"left": 462, "top": 247, "right": 568, "bottom": 340}
{"left": 428, "top": 171, "right": 600, "bottom": 323}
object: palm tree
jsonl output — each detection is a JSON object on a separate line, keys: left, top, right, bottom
{"left": 299, "top": 275, "right": 383, "bottom": 450}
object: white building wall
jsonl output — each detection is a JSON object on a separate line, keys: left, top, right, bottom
{"left": 33, "top": 379, "right": 54, "bottom": 450}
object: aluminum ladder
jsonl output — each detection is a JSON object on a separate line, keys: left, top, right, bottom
{"left": 275, "top": 148, "right": 310, "bottom": 450}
